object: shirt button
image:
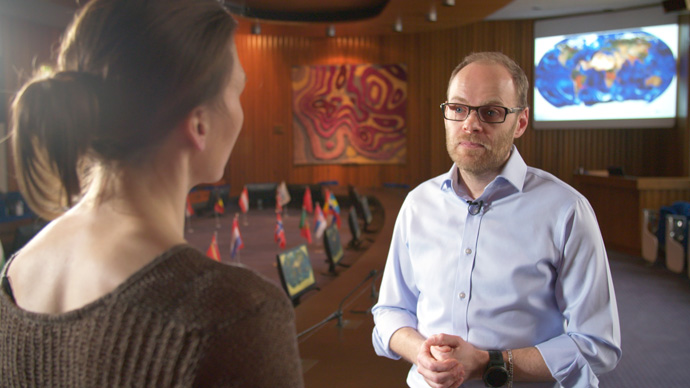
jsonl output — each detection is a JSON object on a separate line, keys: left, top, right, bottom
{"left": 458, "top": 292, "right": 467, "bottom": 300}
{"left": 465, "top": 248, "right": 472, "bottom": 255}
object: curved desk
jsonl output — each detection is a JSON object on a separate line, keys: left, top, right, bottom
{"left": 295, "top": 188, "right": 410, "bottom": 387}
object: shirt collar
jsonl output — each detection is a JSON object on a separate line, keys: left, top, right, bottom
{"left": 440, "top": 145, "right": 527, "bottom": 198}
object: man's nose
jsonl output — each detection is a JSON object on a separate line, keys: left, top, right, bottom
{"left": 462, "top": 109, "right": 483, "bottom": 133}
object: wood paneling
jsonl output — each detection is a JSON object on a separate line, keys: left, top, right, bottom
{"left": 231, "top": 17, "right": 689, "bottom": 195}
{"left": 1, "top": 15, "right": 688, "bottom": 197}
{"left": 575, "top": 174, "right": 690, "bottom": 255}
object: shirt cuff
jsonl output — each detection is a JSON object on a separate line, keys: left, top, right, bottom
{"left": 536, "top": 335, "right": 599, "bottom": 388}
{"left": 372, "top": 307, "right": 418, "bottom": 360}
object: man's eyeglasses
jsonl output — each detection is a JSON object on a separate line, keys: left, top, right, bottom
{"left": 440, "top": 103, "right": 524, "bottom": 124}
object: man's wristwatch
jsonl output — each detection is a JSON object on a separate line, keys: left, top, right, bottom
{"left": 483, "top": 350, "right": 509, "bottom": 387}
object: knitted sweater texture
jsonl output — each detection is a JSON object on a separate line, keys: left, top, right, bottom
{"left": 0, "top": 245, "right": 304, "bottom": 387}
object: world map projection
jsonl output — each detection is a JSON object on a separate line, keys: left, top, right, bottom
{"left": 535, "top": 30, "right": 676, "bottom": 108}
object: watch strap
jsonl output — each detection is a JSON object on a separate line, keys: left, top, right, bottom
{"left": 488, "top": 350, "right": 505, "bottom": 367}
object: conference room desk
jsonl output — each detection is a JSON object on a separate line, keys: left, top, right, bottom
{"left": 574, "top": 173, "right": 690, "bottom": 256}
{"left": 295, "top": 188, "right": 411, "bottom": 387}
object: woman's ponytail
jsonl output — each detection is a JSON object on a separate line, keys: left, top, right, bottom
{"left": 10, "top": 71, "right": 101, "bottom": 220}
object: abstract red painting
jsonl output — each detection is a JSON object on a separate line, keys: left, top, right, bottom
{"left": 292, "top": 63, "right": 407, "bottom": 165}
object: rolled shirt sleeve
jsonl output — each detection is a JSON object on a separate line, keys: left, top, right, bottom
{"left": 537, "top": 198, "right": 622, "bottom": 387}
{"left": 372, "top": 199, "right": 420, "bottom": 359}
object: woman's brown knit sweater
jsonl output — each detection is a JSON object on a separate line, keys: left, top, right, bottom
{"left": 0, "top": 245, "right": 304, "bottom": 387}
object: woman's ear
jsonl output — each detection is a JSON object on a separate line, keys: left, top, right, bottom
{"left": 182, "top": 106, "right": 209, "bottom": 151}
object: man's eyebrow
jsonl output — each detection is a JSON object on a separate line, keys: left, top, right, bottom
{"left": 448, "top": 98, "right": 506, "bottom": 106}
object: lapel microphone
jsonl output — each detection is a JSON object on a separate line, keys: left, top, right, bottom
{"left": 467, "top": 200, "right": 484, "bottom": 215}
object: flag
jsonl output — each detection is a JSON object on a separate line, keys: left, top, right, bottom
{"left": 206, "top": 232, "right": 221, "bottom": 262}
{"left": 230, "top": 216, "right": 244, "bottom": 259}
{"left": 313, "top": 201, "right": 327, "bottom": 240}
{"left": 275, "top": 193, "right": 283, "bottom": 214}
{"left": 275, "top": 213, "right": 287, "bottom": 249}
{"left": 303, "top": 186, "right": 313, "bottom": 213}
{"left": 277, "top": 181, "right": 291, "bottom": 207}
{"left": 239, "top": 186, "right": 249, "bottom": 213}
{"left": 322, "top": 188, "right": 331, "bottom": 214}
{"left": 185, "top": 197, "right": 194, "bottom": 217}
{"left": 299, "top": 207, "right": 312, "bottom": 244}
{"left": 327, "top": 192, "right": 341, "bottom": 228}
{"left": 214, "top": 197, "right": 225, "bottom": 214}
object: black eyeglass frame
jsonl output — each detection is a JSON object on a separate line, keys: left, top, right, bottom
{"left": 439, "top": 102, "right": 524, "bottom": 124}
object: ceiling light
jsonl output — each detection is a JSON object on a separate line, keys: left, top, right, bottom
{"left": 326, "top": 24, "right": 336, "bottom": 37}
{"left": 427, "top": 4, "right": 437, "bottom": 22}
{"left": 393, "top": 17, "right": 403, "bottom": 32}
{"left": 251, "top": 22, "right": 261, "bottom": 35}
{"left": 442, "top": 0, "right": 455, "bottom": 6}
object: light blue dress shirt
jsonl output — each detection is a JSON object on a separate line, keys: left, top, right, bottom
{"left": 372, "top": 147, "right": 621, "bottom": 388}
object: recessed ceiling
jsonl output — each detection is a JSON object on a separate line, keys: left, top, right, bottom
{"left": 4, "top": 0, "right": 674, "bottom": 37}
{"left": 230, "top": 0, "right": 513, "bottom": 36}
{"left": 225, "top": 0, "right": 390, "bottom": 22}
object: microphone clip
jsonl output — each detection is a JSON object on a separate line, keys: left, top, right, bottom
{"left": 467, "top": 200, "right": 484, "bottom": 215}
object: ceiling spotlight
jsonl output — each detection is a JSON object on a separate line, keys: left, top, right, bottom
{"left": 442, "top": 0, "right": 455, "bottom": 6}
{"left": 251, "top": 22, "right": 261, "bottom": 35}
{"left": 326, "top": 24, "right": 336, "bottom": 37}
{"left": 393, "top": 17, "right": 403, "bottom": 33}
{"left": 427, "top": 4, "right": 437, "bottom": 22}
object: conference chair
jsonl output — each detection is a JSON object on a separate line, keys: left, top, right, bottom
{"left": 665, "top": 214, "right": 687, "bottom": 274}
{"left": 641, "top": 208, "right": 660, "bottom": 265}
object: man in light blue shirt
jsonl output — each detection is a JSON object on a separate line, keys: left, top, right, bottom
{"left": 372, "top": 52, "right": 621, "bottom": 388}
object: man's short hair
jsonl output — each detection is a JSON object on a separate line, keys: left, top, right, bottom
{"left": 447, "top": 52, "right": 529, "bottom": 108}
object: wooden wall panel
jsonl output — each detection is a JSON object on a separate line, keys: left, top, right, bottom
{"left": 231, "top": 18, "right": 688, "bottom": 196}
{"left": 1, "top": 16, "right": 687, "bottom": 197}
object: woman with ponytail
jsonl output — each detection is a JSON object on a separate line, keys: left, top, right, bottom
{"left": 0, "top": 0, "right": 304, "bottom": 386}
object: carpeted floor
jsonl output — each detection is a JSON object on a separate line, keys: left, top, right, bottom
{"left": 599, "top": 251, "right": 690, "bottom": 387}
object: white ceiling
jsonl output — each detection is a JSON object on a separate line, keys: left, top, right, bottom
{"left": 486, "top": 0, "right": 665, "bottom": 20}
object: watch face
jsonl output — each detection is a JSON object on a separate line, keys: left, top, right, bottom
{"left": 485, "top": 366, "right": 509, "bottom": 387}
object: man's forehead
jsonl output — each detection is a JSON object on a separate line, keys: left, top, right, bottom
{"left": 448, "top": 63, "right": 516, "bottom": 105}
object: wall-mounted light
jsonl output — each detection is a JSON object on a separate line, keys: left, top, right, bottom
{"left": 326, "top": 24, "right": 336, "bottom": 37}
{"left": 251, "top": 22, "right": 261, "bottom": 35}
{"left": 442, "top": 0, "right": 455, "bottom": 6}
{"left": 393, "top": 17, "right": 403, "bottom": 33}
{"left": 427, "top": 4, "right": 437, "bottom": 22}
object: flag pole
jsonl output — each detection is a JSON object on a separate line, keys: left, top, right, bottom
{"left": 215, "top": 211, "right": 220, "bottom": 229}
{"left": 186, "top": 214, "right": 194, "bottom": 233}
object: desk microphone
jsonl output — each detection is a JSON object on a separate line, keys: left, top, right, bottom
{"left": 297, "top": 269, "right": 379, "bottom": 338}
{"left": 467, "top": 200, "right": 484, "bottom": 215}
{"left": 335, "top": 270, "right": 378, "bottom": 327}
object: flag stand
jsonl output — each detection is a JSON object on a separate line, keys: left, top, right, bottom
{"left": 242, "top": 212, "right": 248, "bottom": 226}
{"left": 215, "top": 212, "right": 221, "bottom": 229}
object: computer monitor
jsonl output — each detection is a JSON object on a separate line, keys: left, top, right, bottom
{"left": 360, "top": 195, "right": 373, "bottom": 227}
{"left": 276, "top": 244, "right": 317, "bottom": 305}
{"left": 323, "top": 224, "right": 345, "bottom": 274}
{"left": 347, "top": 206, "right": 362, "bottom": 248}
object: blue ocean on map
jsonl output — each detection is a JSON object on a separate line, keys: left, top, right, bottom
{"left": 535, "top": 31, "right": 676, "bottom": 107}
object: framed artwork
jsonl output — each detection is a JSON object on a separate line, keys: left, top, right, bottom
{"left": 292, "top": 63, "right": 407, "bottom": 165}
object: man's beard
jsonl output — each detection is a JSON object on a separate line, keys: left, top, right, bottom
{"left": 446, "top": 122, "right": 516, "bottom": 176}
